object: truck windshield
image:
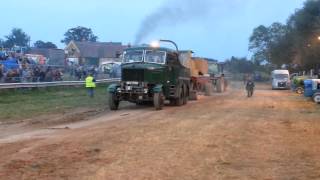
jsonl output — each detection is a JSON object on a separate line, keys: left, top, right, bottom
{"left": 145, "top": 50, "right": 166, "bottom": 64}
{"left": 274, "top": 74, "right": 289, "bottom": 79}
{"left": 123, "top": 50, "right": 143, "bottom": 63}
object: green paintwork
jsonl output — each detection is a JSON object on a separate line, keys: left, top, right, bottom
{"left": 153, "top": 84, "right": 164, "bottom": 93}
{"left": 110, "top": 46, "right": 191, "bottom": 103}
{"left": 107, "top": 84, "right": 119, "bottom": 93}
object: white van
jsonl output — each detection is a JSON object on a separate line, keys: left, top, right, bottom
{"left": 271, "top": 70, "right": 290, "bottom": 90}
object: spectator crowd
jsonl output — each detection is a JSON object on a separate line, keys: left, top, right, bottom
{"left": 0, "top": 53, "right": 63, "bottom": 83}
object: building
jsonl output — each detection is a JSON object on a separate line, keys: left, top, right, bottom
{"left": 27, "top": 48, "right": 65, "bottom": 65}
{"left": 65, "top": 41, "right": 127, "bottom": 66}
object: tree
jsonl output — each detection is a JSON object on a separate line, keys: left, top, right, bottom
{"left": 249, "top": 25, "right": 270, "bottom": 65}
{"left": 250, "top": 0, "right": 320, "bottom": 70}
{"left": 286, "top": 0, "right": 320, "bottom": 69}
{"left": 249, "top": 23, "right": 294, "bottom": 67}
{"left": 225, "top": 57, "right": 255, "bottom": 74}
{"left": 0, "top": 38, "right": 3, "bottom": 48}
{"left": 34, "top": 40, "right": 57, "bottom": 49}
{"left": 61, "top": 26, "right": 98, "bottom": 44}
{"left": 3, "top": 28, "right": 30, "bottom": 48}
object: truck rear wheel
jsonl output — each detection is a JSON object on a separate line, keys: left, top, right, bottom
{"left": 108, "top": 93, "right": 119, "bottom": 110}
{"left": 176, "top": 87, "right": 184, "bottom": 106}
{"left": 183, "top": 86, "right": 188, "bottom": 105}
{"left": 154, "top": 92, "right": 164, "bottom": 110}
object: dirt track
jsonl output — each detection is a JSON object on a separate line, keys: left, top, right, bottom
{"left": 1, "top": 82, "right": 320, "bottom": 180}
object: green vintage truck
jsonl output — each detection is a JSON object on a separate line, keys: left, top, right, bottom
{"left": 107, "top": 46, "right": 191, "bottom": 110}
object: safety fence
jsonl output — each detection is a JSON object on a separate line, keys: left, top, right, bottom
{"left": 0, "top": 78, "right": 120, "bottom": 89}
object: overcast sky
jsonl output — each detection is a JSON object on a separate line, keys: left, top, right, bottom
{"left": 0, "top": 0, "right": 304, "bottom": 60}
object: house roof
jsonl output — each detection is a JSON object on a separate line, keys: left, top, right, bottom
{"left": 27, "top": 48, "right": 65, "bottom": 65}
{"left": 28, "top": 48, "right": 64, "bottom": 59}
{"left": 71, "top": 41, "right": 126, "bottom": 58}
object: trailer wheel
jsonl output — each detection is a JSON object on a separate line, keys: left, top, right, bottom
{"left": 108, "top": 93, "right": 119, "bottom": 110}
{"left": 313, "top": 93, "right": 320, "bottom": 104}
{"left": 189, "top": 83, "right": 198, "bottom": 100}
{"left": 154, "top": 92, "right": 164, "bottom": 110}
{"left": 189, "top": 91, "right": 198, "bottom": 100}
{"left": 204, "top": 83, "right": 213, "bottom": 96}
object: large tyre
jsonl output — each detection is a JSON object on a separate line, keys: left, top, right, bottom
{"left": 189, "top": 91, "right": 198, "bottom": 101}
{"left": 296, "top": 87, "right": 304, "bottom": 94}
{"left": 189, "top": 83, "right": 198, "bottom": 101}
{"left": 182, "top": 86, "right": 188, "bottom": 105}
{"left": 108, "top": 93, "right": 119, "bottom": 110}
{"left": 313, "top": 93, "right": 320, "bottom": 104}
{"left": 171, "top": 87, "right": 184, "bottom": 106}
{"left": 216, "top": 79, "right": 222, "bottom": 93}
{"left": 176, "top": 87, "right": 184, "bottom": 106}
{"left": 154, "top": 92, "right": 164, "bottom": 110}
{"left": 204, "top": 83, "right": 213, "bottom": 96}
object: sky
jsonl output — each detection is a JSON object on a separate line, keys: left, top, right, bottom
{"left": 0, "top": 0, "right": 305, "bottom": 61}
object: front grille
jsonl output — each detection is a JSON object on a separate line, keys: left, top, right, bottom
{"left": 278, "top": 82, "right": 286, "bottom": 87}
{"left": 122, "top": 69, "right": 144, "bottom": 82}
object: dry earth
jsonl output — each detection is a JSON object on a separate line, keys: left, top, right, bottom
{"left": 0, "top": 82, "right": 320, "bottom": 180}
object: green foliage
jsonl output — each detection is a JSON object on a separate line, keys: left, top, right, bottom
{"left": 34, "top": 40, "right": 57, "bottom": 49}
{"left": 3, "top": 28, "right": 30, "bottom": 48}
{"left": 61, "top": 26, "right": 98, "bottom": 44}
{"left": 249, "top": 23, "right": 294, "bottom": 67}
{"left": 249, "top": 0, "right": 320, "bottom": 70}
{"left": 0, "top": 38, "right": 3, "bottom": 48}
{"left": 225, "top": 57, "right": 255, "bottom": 74}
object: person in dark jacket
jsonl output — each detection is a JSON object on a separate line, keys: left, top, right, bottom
{"left": 246, "top": 78, "right": 255, "bottom": 97}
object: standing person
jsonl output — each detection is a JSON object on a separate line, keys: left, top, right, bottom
{"left": 33, "top": 66, "right": 40, "bottom": 82}
{"left": 0, "top": 64, "right": 3, "bottom": 83}
{"left": 85, "top": 73, "right": 96, "bottom": 98}
{"left": 39, "top": 68, "right": 46, "bottom": 82}
{"left": 246, "top": 78, "right": 255, "bottom": 97}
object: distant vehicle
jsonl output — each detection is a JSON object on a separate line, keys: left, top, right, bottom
{"left": 100, "top": 62, "right": 122, "bottom": 78}
{"left": 25, "top": 54, "right": 47, "bottom": 65}
{"left": 271, "top": 70, "right": 290, "bottom": 90}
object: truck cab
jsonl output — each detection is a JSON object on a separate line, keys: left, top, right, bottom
{"left": 107, "top": 46, "right": 191, "bottom": 110}
{"left": 271, "top": 70, "right": 290, "bottom": 90}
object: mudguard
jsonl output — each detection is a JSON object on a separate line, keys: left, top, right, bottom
{"left": 153, "top": 84, "right": 163, "bottom": 93}
{"left": 108, "top": 84, "right": 120, "bottom": 93}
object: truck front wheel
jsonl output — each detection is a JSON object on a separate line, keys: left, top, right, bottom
{"left": 108, "top": 93, "right": 119, "bottom": 110}
{"left": 154, "top": 92, "right": 164, "bottom": 110}
{"left": 313, "top": 93, "right": 320, "bottom": 104}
